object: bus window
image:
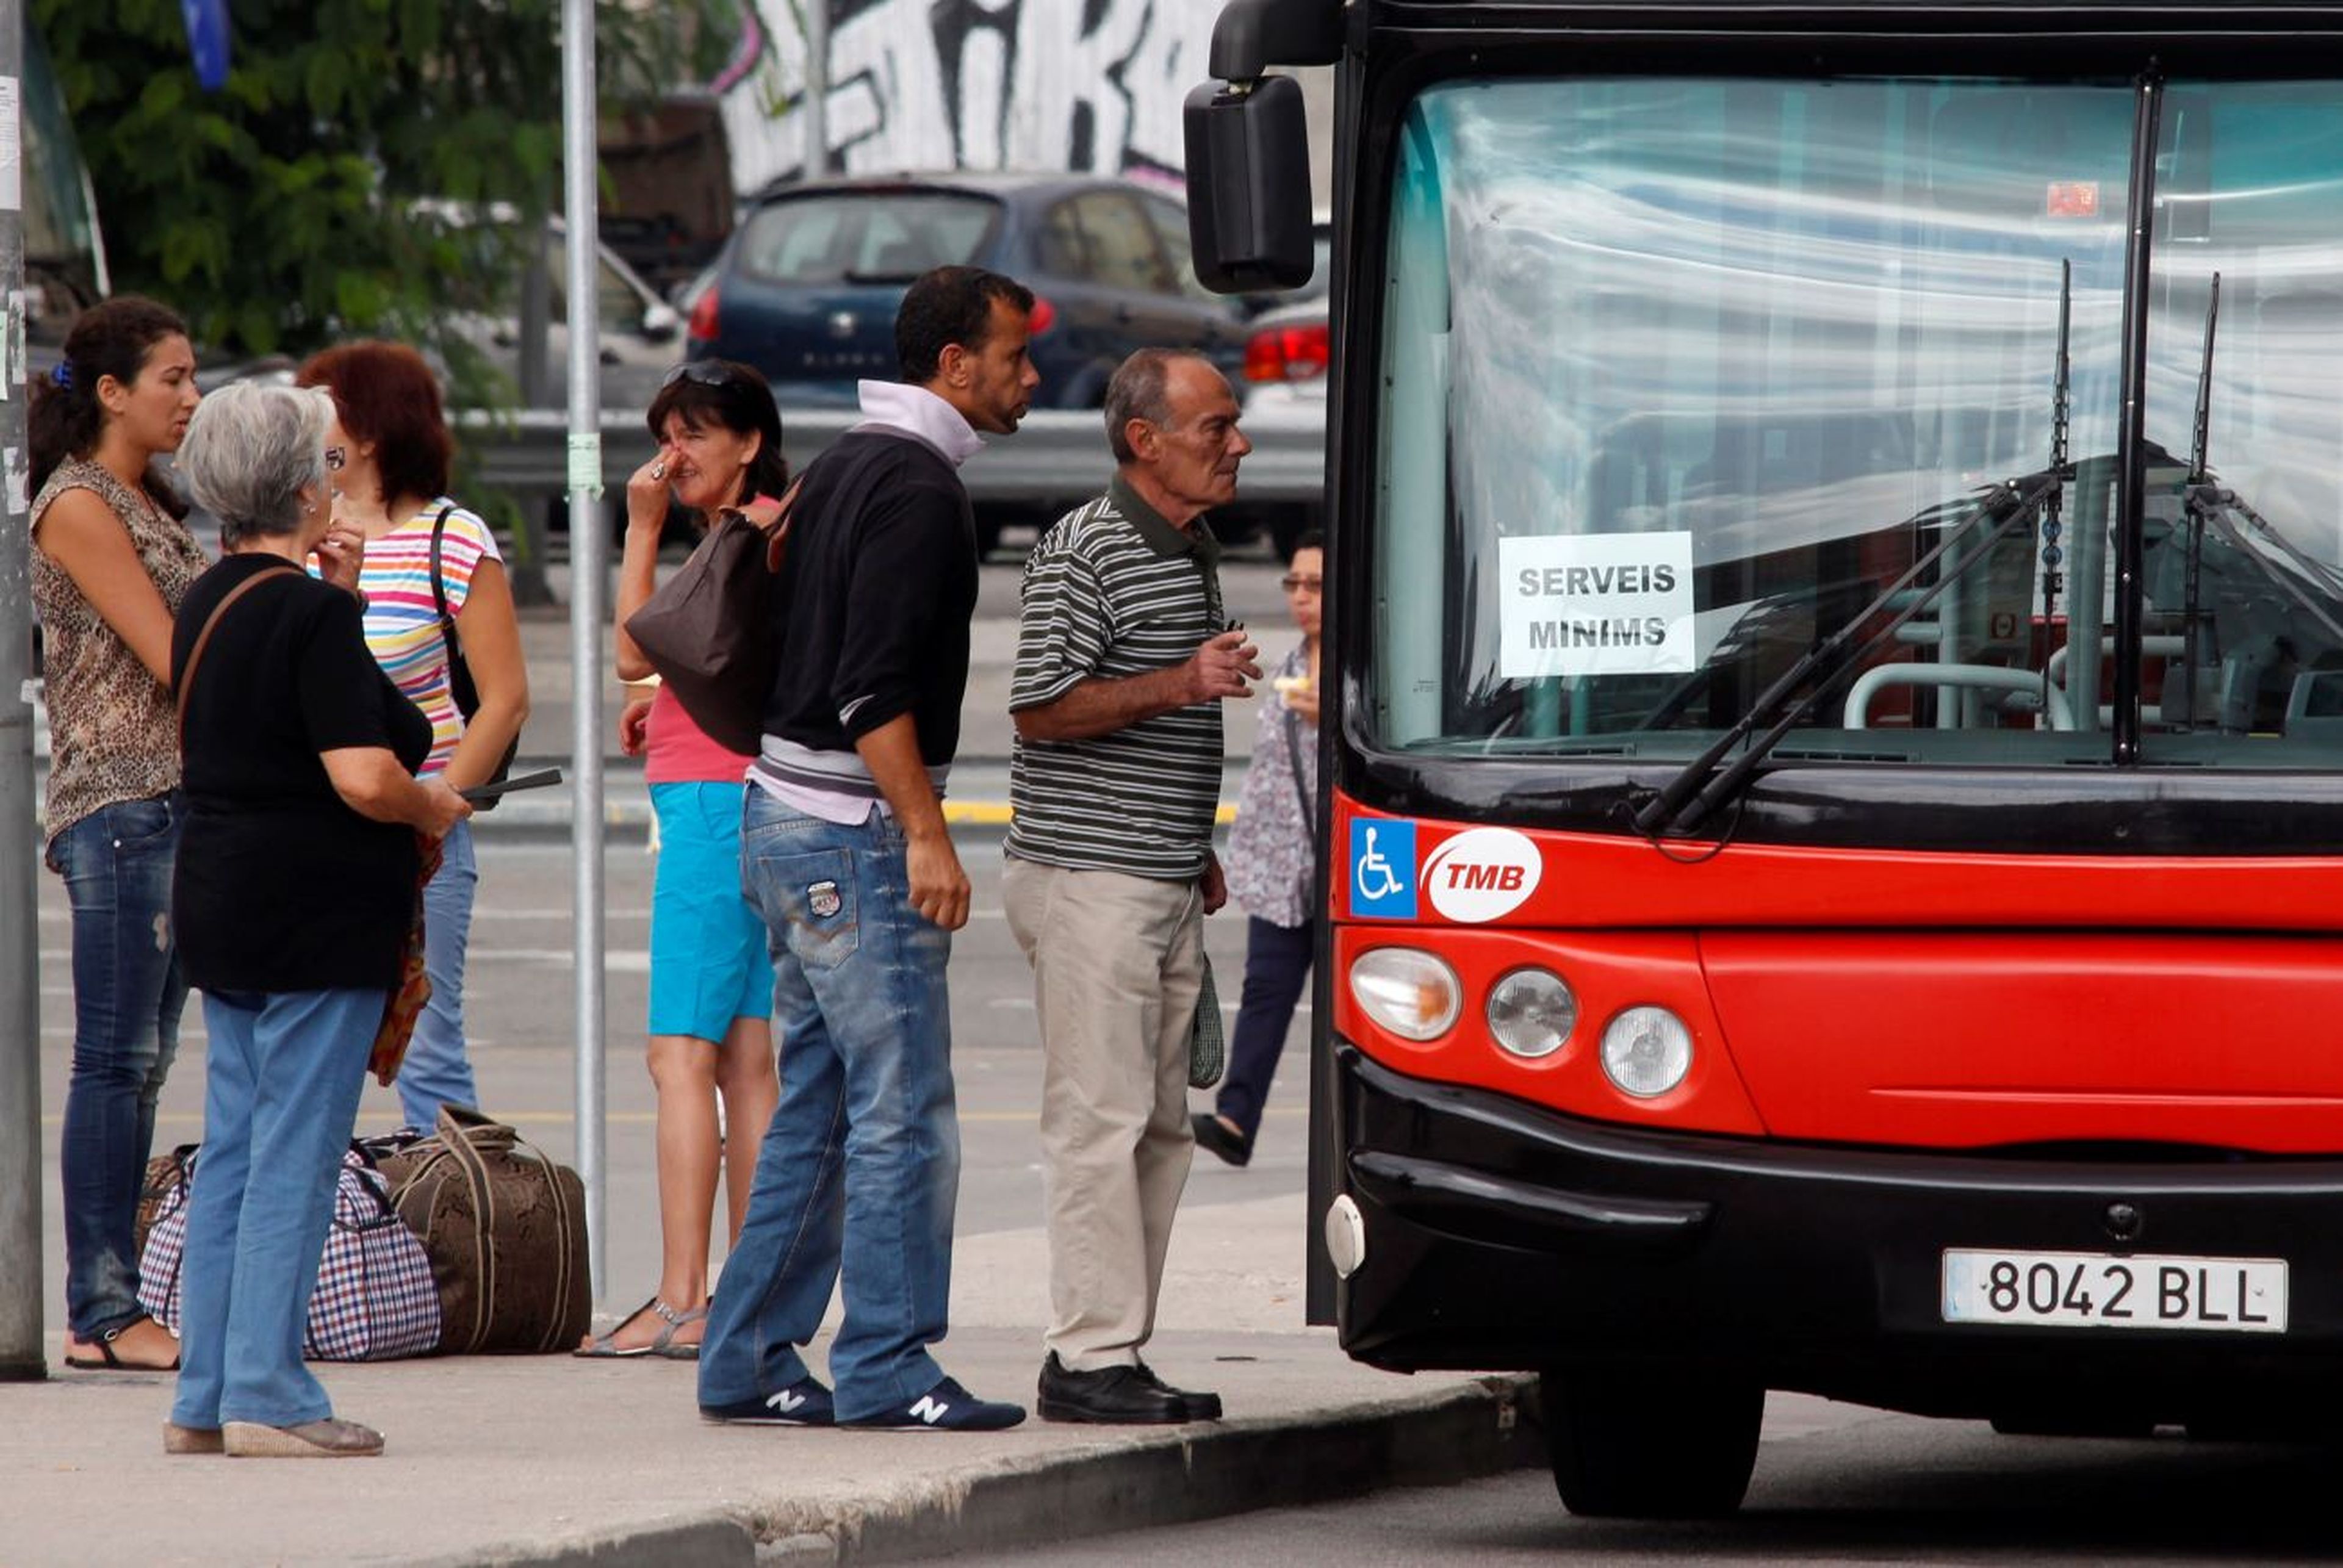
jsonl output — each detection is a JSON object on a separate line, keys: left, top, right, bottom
{"left": 1369, "top": 77, "right": 2143, "bottom": 763}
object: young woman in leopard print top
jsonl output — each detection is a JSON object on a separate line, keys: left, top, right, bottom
{"left": 30, "top": 297, "right": 207, "bottom": 1373}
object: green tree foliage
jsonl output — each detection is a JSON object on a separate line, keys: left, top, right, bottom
{"left": 35, "top": 0, "right": 725, "bottom": 375}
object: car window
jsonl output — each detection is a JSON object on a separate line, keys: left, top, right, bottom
{"left": 1037, "top": 200, "right": 1090, "bottom": 278}
{"left": 1139, "top": 194, "right": 1220, "bottom": 303}
{"left": 737, "top": 193, "right": 999, "bottom": 284}
{"left": 1072, "top": 192, "right": 1173, "bottom": 292}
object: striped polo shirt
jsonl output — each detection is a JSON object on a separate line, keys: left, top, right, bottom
{"left": 1007, "top": 477, "right": 1227, "bottom": 880}
{"left": 353, "top": 501, "right": 502, "bottom": 776}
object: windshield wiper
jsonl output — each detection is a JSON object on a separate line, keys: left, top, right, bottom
{"left": 1633, "top": 468, "right": 2069, "bottom": 838}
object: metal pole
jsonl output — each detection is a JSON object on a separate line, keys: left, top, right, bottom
{"left": 0, "top": 1, "right": 45, "bottom": 1381}
{"left": 561, "top": 0, "right": 608, "bottom": 1299}
{"left": 804, "top": 0, "right": 829, "bottom": 176}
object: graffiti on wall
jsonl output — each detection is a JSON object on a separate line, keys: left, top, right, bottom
{"left": 721, "top": 0, "right": 1209, "bottom": 192}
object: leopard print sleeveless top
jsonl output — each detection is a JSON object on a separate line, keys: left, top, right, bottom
{"left": 31, "top": 458, "right": 209, "bottom": 841}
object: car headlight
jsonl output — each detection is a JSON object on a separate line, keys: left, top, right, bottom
{"left": 1348, "top": 948, "right": 1462, "bottom": 1041}
{"left": 1600, "top": 1005, "right": 1694, "bottom": 1098}
{"left": 1486, "top": 967, "right": 1576, "bottom": 1060}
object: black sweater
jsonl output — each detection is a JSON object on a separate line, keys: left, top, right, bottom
{"left": 761, "top": 430, "right": 978, "bottom": 765}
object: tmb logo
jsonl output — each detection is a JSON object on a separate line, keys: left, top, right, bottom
{"left": 1421, "top": 827, "right": 1543, "bottom": 923}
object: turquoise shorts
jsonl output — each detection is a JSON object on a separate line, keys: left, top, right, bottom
{"left": 647, "top": 782, "right": 773, "bottom": 1040}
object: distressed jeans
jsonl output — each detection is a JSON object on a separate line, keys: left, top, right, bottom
{"left": 48, "top": 793, "right": 190, "bottom": 1339}
{"left": 697, "top": 794, "right": 961, "bottom": 1422}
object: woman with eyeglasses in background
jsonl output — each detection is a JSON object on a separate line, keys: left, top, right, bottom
{"left": 31, "top": 297, "right": 207, "bottom": 1373}
{"left": 583, "top": 360, "right": 783, "bottom": 1358}
{"left": 1192, "top": 532, "right": 1325, "bottom": 1168}
{"left": 295, "top": 342, "right": 529, "bottom": 1135}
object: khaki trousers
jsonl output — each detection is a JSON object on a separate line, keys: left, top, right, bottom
{"left": 1002, "top": 857, "right": 1203, "bottom": 1372}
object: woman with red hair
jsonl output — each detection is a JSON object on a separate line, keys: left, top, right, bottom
{"left": 296, "top": 342, "right": 529, "bottom": 1132}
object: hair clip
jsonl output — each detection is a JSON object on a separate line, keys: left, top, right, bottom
{"left": 50, "top": 362, "right": 71, "bottom": 391}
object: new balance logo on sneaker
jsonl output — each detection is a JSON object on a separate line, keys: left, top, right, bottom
{"left": 700, "top": 1376, "right": 835, "bottom": 1427}
{"left": 843, "top": 1375, "right": 1026, "bottom": 1432}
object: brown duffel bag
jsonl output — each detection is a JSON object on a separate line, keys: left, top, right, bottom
{"left": 374, "top": 1104, "right": 590, "bottom": 1354}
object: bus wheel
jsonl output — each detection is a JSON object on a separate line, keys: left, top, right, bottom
{"left": 1540, "top": 1366, "right": 1762, "bottom": 1519}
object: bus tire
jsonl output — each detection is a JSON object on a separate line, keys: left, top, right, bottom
{"left": 1540, "top": 1366, "right": 1762, "bottom": 1519}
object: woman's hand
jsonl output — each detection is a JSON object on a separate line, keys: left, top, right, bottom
{"left": 618, "top": 696, "right": 653, "bottom": 757}
{"left": 1282, "top": 678, "right": 1320, "bottom": 728}
{"left": 314, "top": 509, "right": 368, "bottom": 595}
{"left": 415, "top": 776, "right": 473, "bottom": 840}
{"left": 625, "top": 447, "right": 678, "bottom": 535}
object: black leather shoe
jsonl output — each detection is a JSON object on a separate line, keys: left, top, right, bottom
{"left": 1038, "top": 1353, "right": 1192, "bottom": 1424}
{"left": 1136, "top": 1361, "right": 1223, "bottom": 1421}
{"left": 1191, "top": 1113, "right": 1253, "bottom": 1168}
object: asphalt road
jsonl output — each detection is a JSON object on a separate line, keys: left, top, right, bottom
{"left": 994, "top": 1403, "right": 2343, "bottom": 1564}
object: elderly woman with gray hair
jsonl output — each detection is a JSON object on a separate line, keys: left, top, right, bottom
{"left": 162, "top": 383, "right": 469, "bottom": 1459}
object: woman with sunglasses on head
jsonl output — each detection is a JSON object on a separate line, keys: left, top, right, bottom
{"left": 1192, "top": 533, "right": 1325, "bottom": 1168}
{"left": 31, "top": 297, "right": 207, "bottom": 1373}
{"left": 294, "top": 342, "right": 528, "bottom": 1134}
{"left": 582, "top": 359, "right": 783, "bottom": 1359}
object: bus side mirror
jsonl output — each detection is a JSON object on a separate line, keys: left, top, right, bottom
{"left": 1184, "top": 74, "right": 1314, "bottom": 295}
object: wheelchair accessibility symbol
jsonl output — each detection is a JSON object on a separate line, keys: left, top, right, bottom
{"left": 1349, "top": 819, "right": 1417, "bottom": 919}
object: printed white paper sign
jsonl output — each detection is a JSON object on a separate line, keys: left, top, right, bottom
{"left": 1499, "top": 532, "right": 1696, "bottom": 678}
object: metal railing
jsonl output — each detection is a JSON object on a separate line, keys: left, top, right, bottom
{"left": 455, "top": 406, "right": 1328, "bottom": 508}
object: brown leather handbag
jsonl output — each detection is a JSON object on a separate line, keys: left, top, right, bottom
{"left": 622, "top": 480, "right": 801, "bottom": 755}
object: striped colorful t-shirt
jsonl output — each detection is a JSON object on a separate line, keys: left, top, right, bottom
{"left": 355, "top": 502, "right": 503, "bottom": 777}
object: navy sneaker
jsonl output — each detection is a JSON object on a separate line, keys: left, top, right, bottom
{"left": 841, "top": 1376, "right": 1027, "bottom": 1432}
{"left": 700, "top": 1375, "right": 835, "bottom": 1426}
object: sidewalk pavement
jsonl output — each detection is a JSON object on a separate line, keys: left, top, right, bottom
{"left": 0, "top": 1189, "right": 1538, "bottom": 1567}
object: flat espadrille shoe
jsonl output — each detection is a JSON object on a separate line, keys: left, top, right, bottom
{"left": 162, "top": 1423, "right": 223, "bottom": 1455}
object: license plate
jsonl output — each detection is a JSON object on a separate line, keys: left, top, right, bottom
{"left": 1941, "top": 1248, "right": 2287, "bottom": 1333}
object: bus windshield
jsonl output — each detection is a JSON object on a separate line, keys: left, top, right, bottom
{"left": 1370, "top": 76, "right": 2343, "bottom": 768}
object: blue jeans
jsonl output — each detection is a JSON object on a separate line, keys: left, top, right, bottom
{"left": 1212, "top": 918, "right": 1315, "bottom": 1141}
{"left": 698, "top": 794, "right": 960, "bottom": 1421}
{"left": 170, "top": 987, "right": 381, "bottom": 1431}
{"left": 396, "top": 819, "right": 478, "bottom": 1131}
{"left": 48, "top": 793, "right": 190, "bottom": 1339}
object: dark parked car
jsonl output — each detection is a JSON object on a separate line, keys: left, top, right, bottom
{"left": 685, "top": 173, "right": 1249, "bottom": 410}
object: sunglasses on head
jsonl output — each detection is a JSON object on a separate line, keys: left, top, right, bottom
{"left": 663, "top": 362, "right": 744, "bottom": 390}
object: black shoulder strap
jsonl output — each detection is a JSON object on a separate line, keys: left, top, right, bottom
{"left": 428, "top": 503, "right": 460, "bottom": 653}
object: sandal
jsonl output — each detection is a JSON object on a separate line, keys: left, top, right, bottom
{"left": 63, "top": 1314, "right": 180, "bottom": 1372}
{"left": 574, "top": 1296, "right": 705, "bottom": 1359}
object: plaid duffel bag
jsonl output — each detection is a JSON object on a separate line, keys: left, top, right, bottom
{"left": 140, "top": 1143, "right": 442, "bottom": 1361}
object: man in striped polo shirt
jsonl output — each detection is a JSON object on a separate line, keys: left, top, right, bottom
{"left": 1004, "top": 348, "right": 1260, "bottom": 1425}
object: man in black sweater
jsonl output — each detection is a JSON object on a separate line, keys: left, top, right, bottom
{"left": 698, "top": 266, "right": 1039, "bottom": 1433}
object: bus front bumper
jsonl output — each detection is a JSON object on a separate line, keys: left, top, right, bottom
{"left": 1334, "top": 1046, "right": 2343, "bottom": 1419}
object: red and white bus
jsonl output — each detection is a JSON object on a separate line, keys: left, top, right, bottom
{"left": 1187, "top": 0, "right": 2343, "bottom": 1519}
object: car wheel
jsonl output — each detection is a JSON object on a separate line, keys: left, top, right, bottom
{"left": 1541, "top": 1365, "right": 1762, "bottom": 1519}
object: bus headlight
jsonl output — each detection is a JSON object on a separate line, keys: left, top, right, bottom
{"left": 1348, "top": 948, "right": 1462, "bottom": 1041}
{"left": 1600, "top": 1005, "right": 1694, "bottom": 1098}
{"left": 1486, "top": 967, "right": 1576, "bottom": 1060}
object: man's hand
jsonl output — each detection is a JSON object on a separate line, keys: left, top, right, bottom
{"left": 907, "top": 829, "right": 971, "bottom": 931}
{"left": 617, "top": 696, "right": 653, "bottom": 757}
{"left": 1201, "top": 851, "right": 1229, "bottom": 915}
{"left": 1185, "top": 628, "right": 1262, "bottom": 704}
{"left": 626, "top": 447, "right": 678, "bottom": 534}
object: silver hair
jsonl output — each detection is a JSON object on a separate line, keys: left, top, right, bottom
{"left": 1103, "top": 348, "right": 1212, "bottom": 465}
{"left": 178, "top": 383, "right": 336, "bottom": 545}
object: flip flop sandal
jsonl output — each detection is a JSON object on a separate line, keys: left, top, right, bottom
{"left": 574, "top": 1296, "right": 702, "bottom": 1359}
{"left": 63, "top": 1314, "right": 180, "bottom": 1372}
